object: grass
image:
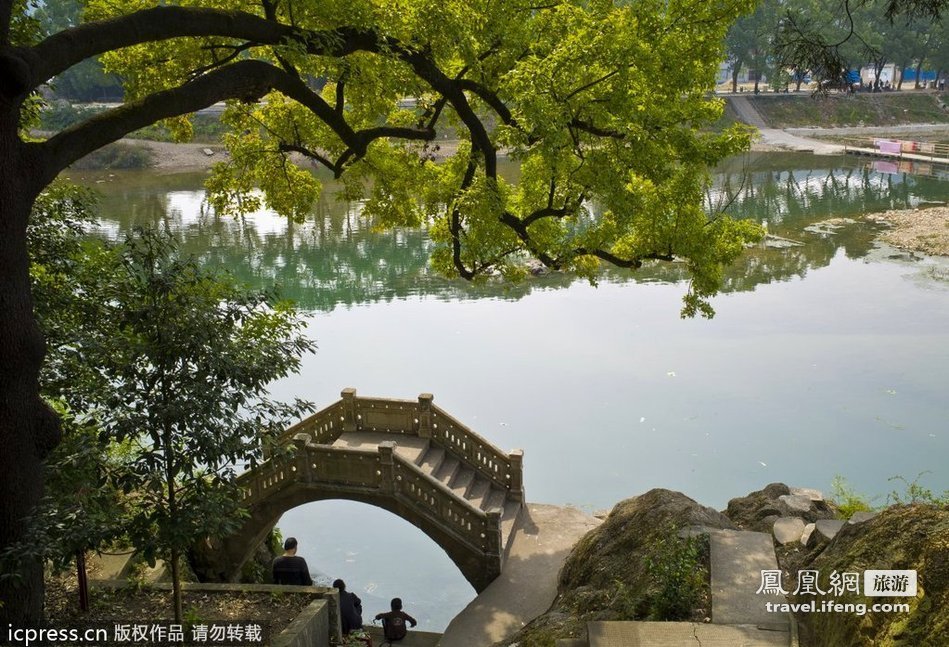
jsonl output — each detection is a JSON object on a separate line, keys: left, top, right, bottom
{"left": 747, "top": 92, "right": 949, "bottom": 128}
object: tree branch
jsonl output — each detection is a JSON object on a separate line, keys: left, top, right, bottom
{"left": 38, "top": 59, "right": 289, "bottom": 176}
{"left": 395, "top": 47, "right": 499, "bottom": 178}
{"left": 25, "top": 7, "right": 379, "bottom": 94}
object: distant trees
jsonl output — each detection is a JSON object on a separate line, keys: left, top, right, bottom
{"left": 33, "top": 0, "right": 122, "bottom": 101}
{"left": 777, "top": 0, "right": 948, "bottom": 87}
{"left": 725, "top": 0, "right": 948, "bottom": 89}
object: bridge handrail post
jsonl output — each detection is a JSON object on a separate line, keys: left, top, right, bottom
{"left": 508, "top": 449, "right": 524, "bottom": 502}
{"left": 485, "top": 508, "right": 502, "bottom": 558}
{"left": 341, "top": 387, "right": 358, "bottom": 432}
{"left": 378, "top": 442, "right": 396, "bottom": 494}
{"left": 292, "top": 433, "right": 311, "bottom": 483}
{"left": 417, "top": 393, "right": 433, "bottom": 439}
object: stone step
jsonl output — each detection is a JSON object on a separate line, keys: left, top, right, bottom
{"left": 466, "top": 476, "right": 492, "bottom": 510}
{"left": 434, "top": 456, "right": 461, "bottom": 484}
{"left": 587, "top": 621, "right": 789, "bottom": 647}
{"left": 418, "top": 446, "right": 446, "bottom": 475}
{"left": 710, "top": 529, "right": 788, "bottom": 628}
{"left": 482, "top": 488, "right": 507, "bottom": 513}
{"left": 449, "top": 465, "right": 476, "bottom": 497}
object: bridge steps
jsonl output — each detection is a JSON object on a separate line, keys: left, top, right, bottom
{"left": 418, "top": 446, "right": 446, "bottom": 473}
{"left": 328, "top": 430, "right": 522, "bottom": 559}
{"left": 434, "top": 455, "right": 462, "bottom": 483}
{"left": 466, "top": 476, "right": 492, "bottom": 509}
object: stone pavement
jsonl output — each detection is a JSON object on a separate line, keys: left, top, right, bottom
{"left": 363, "top": 625, "right": 442, "bottom": 646}
{"left": 710, "top": 529, "right": 787, "bottom": 629}
{"left": 585, "top": 621, "right": 788, "bottom": 647}
{"left": 438, "top": 503, "right": 602, "bottom": 647}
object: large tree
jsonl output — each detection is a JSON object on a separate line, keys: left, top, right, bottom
{"left": 0, "top": 0, "right": 762, "bottom": 625}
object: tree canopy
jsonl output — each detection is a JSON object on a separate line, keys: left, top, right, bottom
{"left": 0, "top": 0, "right": 763, "bottom": 625}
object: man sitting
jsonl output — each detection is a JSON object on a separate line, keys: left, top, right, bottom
{"left": 375, "top": 597, "right": 417, "bottom": 643}
{"left": 271, "top": 537, "right": 313, "bottom": 586}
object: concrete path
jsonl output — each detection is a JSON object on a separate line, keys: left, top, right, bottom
{"left": 757, "top": 129, "right": 844, "bottom": 155}
{"left": 729, "top": 96, "right": 769, "bottom": 128}
{"left": 363, "top": 625, "right": 442, "bottom": 646}
{"left": 727, "top": 96, "right": 844, "bottom": 155}
{"left": 709, "top": 530, "right": 787, "bottom": 629}
{"left": 438, "top": 503, "right": 601, "bottom": 647}
{"left": 586, "top": 621, "right": 788, "bottom": 647}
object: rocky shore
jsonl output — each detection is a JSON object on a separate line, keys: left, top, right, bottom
{"left": 498, "top": 484, "right": 948, "bottom": 647}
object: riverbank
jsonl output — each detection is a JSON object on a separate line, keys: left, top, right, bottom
{"left": 865, "top": 205, "right": 949, "bottom": 256}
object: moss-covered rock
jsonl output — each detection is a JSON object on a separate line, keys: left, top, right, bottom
{"left": 794, "top": 504, "right": 949, "bottom": 647}
{"left": 497, "top": 489, "right": 735, "bottom": 647}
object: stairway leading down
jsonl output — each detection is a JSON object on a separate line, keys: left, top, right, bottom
{"left": 331, "top": 431, "right": 522, "bottom": 557}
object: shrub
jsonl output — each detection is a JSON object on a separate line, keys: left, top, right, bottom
{"left": 71, "top": 143, "right": 155, "bottom": 170}
{"left": 644, "top": 529, "right": 708, "bottom": 621}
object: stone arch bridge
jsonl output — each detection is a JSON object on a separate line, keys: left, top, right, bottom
{"left": 195, "top": 389, "right": 524, "bottom": 592}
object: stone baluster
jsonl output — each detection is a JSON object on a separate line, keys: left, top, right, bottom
{"left": 508, "top": 449, "right": 524, "bottom": 502}
{"left": 341, "top": 387, "right": 358, "bottom": 432}
{"left": 485, "top": 508, "right": 502, "bottom": 558}
{"left": 293, "top": 433, "right": 311, "bottom": 483}
{"left": 378, "top": 441, "right": 396, "bottom": 494}
{"left": 417, "top": 392, "right": 434, "bottom": 439}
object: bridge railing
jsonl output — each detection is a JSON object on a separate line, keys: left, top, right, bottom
{"left": 276, "top": 400, "right": 346, "bottom": 447}
{"left": 429, "top": 406, "right": 523, "bottom": 500}
{"left": 337, "top": 388, "right": 524, "bottom": 501}
{"left": 236, "top": 439, "right": 501, "bottom": 557}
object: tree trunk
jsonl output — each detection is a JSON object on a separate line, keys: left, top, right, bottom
{"left": 731, "top": 61, "right": 741, "bottom": 93}
{"left": 0, "top": 112, "right": 60, "bottom": 627}
{"left": 76, "top": 550, "right": 89, "bottom": 612}
{"left": 914, "top": 60, "right": 923, "bottom": 89}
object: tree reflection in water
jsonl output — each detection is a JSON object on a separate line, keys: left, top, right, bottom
{"left": 79, "top": 152, "right": 948, "bottom": 312}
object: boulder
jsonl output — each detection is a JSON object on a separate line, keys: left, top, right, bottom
{"left": 847, "top": 510, "right": 878, "bottom": 524}
{"left": 778, "top": 494, "right": 814, "bottom": 514}
{"left": 789, "top": 487, "right": 824, "bottom": 501}
{"left": 725, "top": 483, "right": 838, "bottom": 531}
{"left": 815, "top": 519, "right": 845, "bottom": 541}
{"left": 800, "top": 522, "right": 816, "bottom": 547}
{"left": 804, "top": 519, "right": 845, "bottom": 548}
{"left": 793, "top": 505, "right": 949, "bottom": 646}
{"left": 506, "top": 489, "right": 737, "bottom": 646}
{"left": 773, "top": 517, "right": 806, "bottom": 545}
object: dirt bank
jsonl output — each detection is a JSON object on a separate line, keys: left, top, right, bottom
{"left": 865, "top": 205, "right": 949, "bottom": 256}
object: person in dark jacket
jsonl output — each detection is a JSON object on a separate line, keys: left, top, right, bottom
{"left": 271, "top": 537, "right": 313, "bottom": 586}
{"left": 333, "top": 579, "right": 363, "bottom": 634}
{"left": 375, "top": 597, "right": 417, "bottom": 642}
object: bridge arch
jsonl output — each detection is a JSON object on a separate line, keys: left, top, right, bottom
{"left": 193, "top": 390, "right": 524, "bottom": 593}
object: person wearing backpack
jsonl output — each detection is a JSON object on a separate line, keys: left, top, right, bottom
{"left": 374, "top": 597, "right": 417, "bottom": 642}
{"left": 333, "top": 579, "right": 364, "bottom": 635}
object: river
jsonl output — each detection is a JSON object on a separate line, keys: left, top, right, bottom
{"left": 68, "top": 151, "right": 949, "bottom": 631}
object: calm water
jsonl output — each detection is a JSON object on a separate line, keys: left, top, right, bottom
{"left": 69, "top": 152, "right": 949, "bottom": 631}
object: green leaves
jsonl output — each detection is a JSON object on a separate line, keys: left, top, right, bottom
{"left": 26, "top": 195, "right": 315, "bottom": 615}
{"left": 50, "top": 0, "right": 764, "bottom": 315}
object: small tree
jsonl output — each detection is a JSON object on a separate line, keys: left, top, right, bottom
{"left": 74, "top": 228, "right": 314, "bottom": 622}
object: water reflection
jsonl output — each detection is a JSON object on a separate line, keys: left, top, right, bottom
{"left": 64, "top": 152, "right": 949, "bottom": 631}
{"left": 70, "top": 152, "right": 947, "bottom": 312}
